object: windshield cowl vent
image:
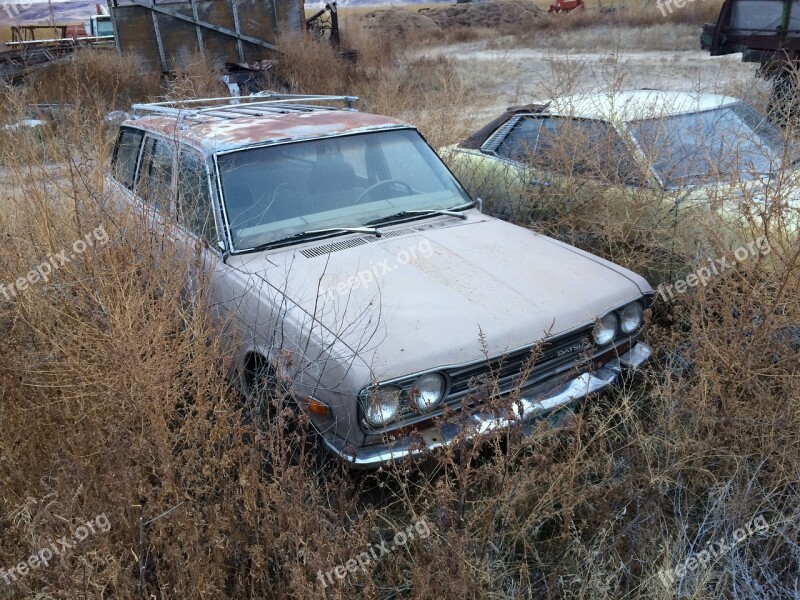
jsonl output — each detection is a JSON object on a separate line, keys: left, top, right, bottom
{"left": 300, "top": 217, "right": 463, "bottom": 258}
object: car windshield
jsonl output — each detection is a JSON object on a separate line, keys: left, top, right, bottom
{"left": 627, "top": 102, "right": 790, "bottom": 188}
{"left": 216, "top": 129, "right": 472, "bottom": 251}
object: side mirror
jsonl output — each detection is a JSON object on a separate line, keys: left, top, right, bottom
{"left": 476, "top": 197, "right": 484, "bottom": 213}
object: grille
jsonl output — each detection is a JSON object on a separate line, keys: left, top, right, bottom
{"left": 447, "top": 326, "right": 593, "bottom": 398}
{"left": 380, "top": 326, "right": 595, "bottom": 428}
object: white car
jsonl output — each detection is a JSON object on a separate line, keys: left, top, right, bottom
{"left": 448, "top": 89, "right": 800, "bottom": 261}
{"left": 108, "top": 93, "right": 654, "bottom": 468}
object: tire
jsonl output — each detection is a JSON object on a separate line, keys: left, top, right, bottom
{"left": 241, "top": 356, "right": 329, "bottom": 471}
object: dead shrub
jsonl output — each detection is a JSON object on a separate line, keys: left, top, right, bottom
{"left": 25, "top": 48, "right": 161, "bottom": 109}
{"left": 271, "top": 34, "right": 473, "bottom": 148}
{"left": 0, "top": 28, "right": 799, "bottom": 600}
{"left": 271, "top": 34, "right": 351, "bottom": 95}
{"left": 160, "top": 50, "right": 228, "bottom": 100}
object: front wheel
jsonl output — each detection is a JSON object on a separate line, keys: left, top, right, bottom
{"left": 240, "top": 358, "right": 327, "bottom": 471}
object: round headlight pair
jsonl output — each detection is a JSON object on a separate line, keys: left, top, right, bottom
{"left": 363, "top": 372, "right": 448, "bottom": 427}
{"left": 592, "top": 301, "right": 645, "bottom": 346}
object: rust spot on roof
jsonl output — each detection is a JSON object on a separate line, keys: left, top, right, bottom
{"left": 123, "top": 110, "right": 409, "bottom": 154}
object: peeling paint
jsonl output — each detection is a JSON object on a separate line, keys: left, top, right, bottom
{"left": 125, "top": 110, "right": 409, "bottom": 154}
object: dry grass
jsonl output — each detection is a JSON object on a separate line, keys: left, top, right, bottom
{"left": 20, "top": 49, "right": 162, "bottom": 108}
{"left": 535, "top": 0, "right": 723, "bottom": 29}
{"left": 272, "top": 30, "right": 481, "bottom": 148}
{"left": 1, "top": 30, "right": 799, "bottom": 600}
{"left": 346, "top": 0, "right": 723, "bottom": 48}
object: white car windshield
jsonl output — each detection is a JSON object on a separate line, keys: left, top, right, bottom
{"left": 627, "top": 102, "right": 790, "bottom": 188}
{"left": 216, "top": 129, "right": 472, "bottom": 251}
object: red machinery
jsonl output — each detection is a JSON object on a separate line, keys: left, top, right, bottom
{"left": 549, "top": 0, "right": 586, "bottom": 13}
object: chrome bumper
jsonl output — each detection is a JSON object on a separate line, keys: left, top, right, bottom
{"left": 322, "top": 342, "right": 652, "bottom": 469}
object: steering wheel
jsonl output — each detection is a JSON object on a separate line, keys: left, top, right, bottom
{"left": 355, "top": 179, "right": 414, "bottom": 204}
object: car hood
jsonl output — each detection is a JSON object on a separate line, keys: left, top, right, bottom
{"left": 229, "top": 212, "right": 650, "bottom": 382}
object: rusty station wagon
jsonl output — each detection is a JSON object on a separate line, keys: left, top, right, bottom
{"left": 109, "top": 93, "right": 654, "bottom": 468}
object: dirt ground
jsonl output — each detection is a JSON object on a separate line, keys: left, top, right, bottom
{"left": 416, "top": 40, "right": 764, "bottom": 126}
{"left": 354, "top": 0, "right": 544, "bottom": 35}
{"left": 345, "top": 1, "right": 761, "bottom": 132}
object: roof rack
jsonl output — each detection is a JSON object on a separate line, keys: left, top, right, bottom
{"left": 130, "top": 93, "right": 359, "bottom": 124}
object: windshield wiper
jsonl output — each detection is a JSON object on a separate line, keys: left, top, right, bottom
{"left": 242, "top": 226, "right": 381, "bottom": 253}
{"left": 363, "top": 201, "right": 474, "bottom": 227}
{"left": 306, "top": 227, "right": 382, "bottom": 237}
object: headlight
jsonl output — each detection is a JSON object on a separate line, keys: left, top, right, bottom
{"left": 620, "top": 301, "right": 644, "bottom": 334}
{"left": 593, "top": 312, "right": 618, "bottom": 346}
{"left": 364, "top": 385, "right": 401, "bottom": 427}
{"left": 409, "top": 372, "right": 447, "bottom": 412}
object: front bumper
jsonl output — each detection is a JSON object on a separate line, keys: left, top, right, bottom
{"left": 322, "top": 342, "right": 652, "bottom": 469}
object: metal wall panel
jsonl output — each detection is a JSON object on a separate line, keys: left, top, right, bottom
{"left": 109, "top": 0, "right": 304, "bottom": 72}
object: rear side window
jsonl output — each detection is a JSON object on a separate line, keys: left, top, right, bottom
{"left": 177, "top": 150, "right": 215, "bottom": 240}
{"left": 496, "top": 117, "right": 548, "bottom": 163}
{"left": 112, "top": 127, "right": 144, "bottom": 190}
{"left": 497, "top": 116, "right": 640, "bottom": 184}
{"left": 139, "top": 137, "right": 175, "bottom": 212}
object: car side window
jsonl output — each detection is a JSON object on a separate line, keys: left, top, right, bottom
{"left": 177, "top": 149, "right": 215, "bottom": 240}
{"left": 496, "top": 117, "right": 545, "bottom": 163}
{"left": 111, "top": 127, "right": 144, "bottom": 190}
{"left": 139, "top": 137, "right": 175, "bottom": 213}
{"left": 497, "top": 116, "right": 641, "bottom": 185}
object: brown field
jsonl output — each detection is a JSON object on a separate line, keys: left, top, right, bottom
{"left": 1, "top": 5, "right": 799, "bottom": 600}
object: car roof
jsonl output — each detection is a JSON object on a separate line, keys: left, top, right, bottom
{"left": 123, "top": 107, "right": 408, "bottom": 155}
{"left": 544, "top": 89, "right": 741, "bottom": 122}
